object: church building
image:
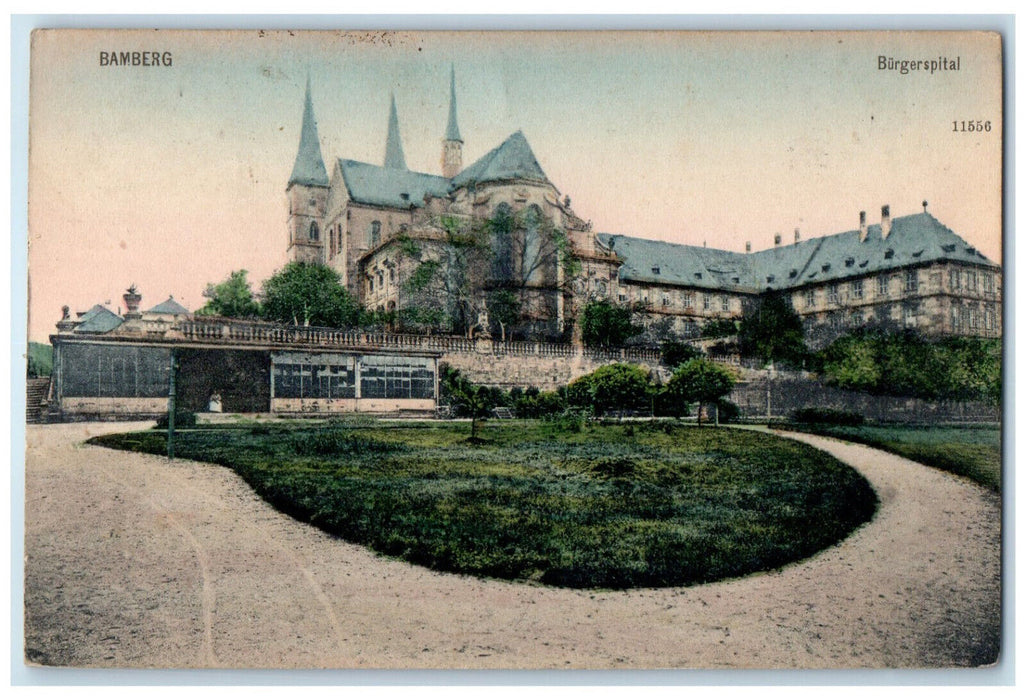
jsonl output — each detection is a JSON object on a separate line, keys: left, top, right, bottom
{"left": 285, "top": 69, "right": 1002, "bottom": 347}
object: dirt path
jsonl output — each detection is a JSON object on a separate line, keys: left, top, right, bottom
{"left": 23, "top": 422, "right": 1001, "bottom": 669}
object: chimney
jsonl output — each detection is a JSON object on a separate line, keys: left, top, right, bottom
{"left": 123, "top": 284, "right": 142, "bottom": 319}
{"left": 858, "top": 210, "right": 868, "bottom": 242}
{"left": 881, "top": 204, "right": 892, "bottom": 240}
{"left": 922, "top": 200, "right": 929, "bottom": 212}
{"left": 745, "top": 241, "right": 751, "bottom": 253}
{"left": 773, "top": 233, "right": 781, "bottom": 247}
{"left": 794, "top": 227, "right": 801, "bottom": 244}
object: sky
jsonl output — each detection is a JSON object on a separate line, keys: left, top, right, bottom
{"left": 26, "top": 29, "right": 1004, "bottom": 342}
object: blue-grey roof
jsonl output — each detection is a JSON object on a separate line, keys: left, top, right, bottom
{"left": 599, "top": 212, "right": 998, "bottom": 293}
{"left": 451, "top": 131, "right": 549, "bottom": 188}
{"left": 596, "top": 234, "right": 755, "bottom": 292}
{"left": 444, "top": 65, "right": 462, "bottom": 143}
{"left": 146, "top": 296, "right": 190, "bottom": 315}
{"left": 288, "top": 79, "right": 329, "bottom": 188}
{"left": 383, "top": 95, "right": 408, "bottom": 171}
{"left": 76, "top": 305, "right": 123, "bottom": 333}
{"left": 338, "top": 159, "right": 450, "bottom": 209}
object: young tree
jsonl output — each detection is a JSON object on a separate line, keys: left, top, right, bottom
{"left": 661, "top": 340, "right": 703, "bottom": 370}
{"left": 261, "top": 261, "right": 360, "bottom": 328}
{"left": 579, "top": 300, "right": 642, "bottom": 348}
{"left": 664, "top": 358, "right": 736, "bottom": 426}
{"left": 738, "top": 292, "right": 807, "bottom": 366}
{"left": 197, "top": 269, "right": 260, "bottom": 318}
{"left": 486, "top": 288, "right": 521, "bottom": 342}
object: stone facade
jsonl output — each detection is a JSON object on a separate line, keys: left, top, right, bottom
{"left": 285, "top": 73, "right": 1001, "bottom": 348}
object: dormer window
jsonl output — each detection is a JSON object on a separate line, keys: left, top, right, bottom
{"left": 821, "top": 263, "right": 831, "bottom": 272}
{"left": 789, "top": 269, "right": 798, "bottom": 278}
{"left": 884, "top": 249, "right": 895, "bottom": 259}
{"left": 766, "top": 275, "right": 775, "bottom": 283}
{"left": 845, "top": 257, "right": 855, "bottom": 267}
{"left": 694, "top": 272, "right": 702, "bottom": 279}
{"left": 652, "top": 266, "right": 661, "bottom": 275}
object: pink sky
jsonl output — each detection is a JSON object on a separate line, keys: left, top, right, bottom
{"left": 27, "top": 30, "right": 1004, "bottom": 342}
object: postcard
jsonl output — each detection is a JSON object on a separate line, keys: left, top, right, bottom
{"left": 23, "top": 28, "right": 1004, "bottom": 672}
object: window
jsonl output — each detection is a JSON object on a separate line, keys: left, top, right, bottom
{"left": 949, "top": 268, "right": 962, "bottom": 291}
{"left": 683, "top": 292, "right": 694, "bottom": 308}
{"left": 851, "top": 279, "right": 864, "bottom": 300}
{"left": 720, "top": 295, "right": 729, "bottom": 312}
{"left": 904, "top": 269, "right": 918, "bottom": 293}
{"left": 985, "top": 306, "right": 995, "bottom": 331}
{"left": 827, "top": 284, "right": 839, "bottom": 304}
{"left": 969, "top": 305, "right": 979, "bottom": 329}
{"left": 805, "top": 288, "right": 815, "bottom": 308}
{"left": 966, "top": 270, "right": 977, "bottom": 292}
{"left": 309, "top": 221, "right": 320, "bottom": 241}
{"left": 877, "top": 275, "right": 889, "bottom": 297}
{"left": 903, "top": 303, "right": 919, "bottom": 327}
{"left": 370, "top": 220, "right": 381, "bottom": 247}
{"left": 984, "top": 273, "right": 995, "bottom": 293}
{"left": 951, "top": 305, "right": 961, "bottom": 330}
{"left": 662, "top": 296, "right": 670, "bottom": 307}
{"left": 702, "top": 294, "right": 710, "bottom": 311}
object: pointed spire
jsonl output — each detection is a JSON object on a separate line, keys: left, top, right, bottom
{"left": 288, "top": 76, "right": 329, "bottom": 188}
{"left": 384, "top": 94, "right": 408, "bottom": 170}
{"left": 445, "top": 64, "right": 462, "bottom": 143}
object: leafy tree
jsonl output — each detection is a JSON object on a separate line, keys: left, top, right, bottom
{"left": 579, "top": 301, "right": 642, "bottom": 348}
{"left": 27, "top": 342, "right": 53, "bottom": 378}
{"left": 439, "top": 364, "right": 503, "bottom": 440}
{"left": 197, "top": 269, "right": 260, "bottom": 318}
{"left": 661, "top": 340, "right": 703, "bottom": 370}
{"left": 738, "top": 292, "right": 807, "bottom": 366}
{"left": 664, "top": 358, "right": 737, "bottom": 426}
{"left": 261, "top": 261, "right": 360, "bottom": 328}
{"left": 568, "top": 363, "right": 652, "bottom": 419}
{"left": 700, "top": 319, "right": 739, "bottom": 339}
{"left": 486, "top": 288, "right": 521, "bottom": 342}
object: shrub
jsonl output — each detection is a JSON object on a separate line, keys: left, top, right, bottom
{"left": 155, "top": 411, "right": 197, "bottom": 429}
{"left": 290, "top": 429, "right": 401, "bottom": 456}
{"left": 716, "top": 399, "right": 740, "bottom": 424}
{"left": 792, "top": 407, "right": 865, "bottom": 426}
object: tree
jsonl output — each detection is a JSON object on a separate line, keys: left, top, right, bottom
{"left": 568, "top": 363, "right": 652, "bottom": 419}
{"left": 664, "top": 358, "right": 736, "bottom": 426}
{"left": 261, "top": 261, "right": 360, "bottom": 328}
{"left": 486, "top": 288, "right": 521, "bottom": 342}
{"left": 738, "top": 292, "right": 807, "bottom": 367}
{"left": 579, "top": 300, "right": 642, "bottom": 348}
{"left": 661, "top": 340, "right": 703, "bottom": 370}
{"left": 197, "top": 269, "right": 260, "bottom": 318}
{"left": 439, "top": 365, "right": 498, "bottom": 440}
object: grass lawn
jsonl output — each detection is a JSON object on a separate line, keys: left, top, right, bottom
{"left": 89, "top": 419, "right": 877, "bottom": 589}
{"left": 780, "top": 424, "right": 1001, "bottom": 492}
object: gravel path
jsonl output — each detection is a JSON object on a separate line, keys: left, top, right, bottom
{"left": 23, "top": 422, "right": 1001, "bottom": 669}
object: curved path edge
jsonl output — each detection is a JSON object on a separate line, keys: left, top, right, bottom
{"left": 23, "top": 422, "right": 1001, "bottom": 669}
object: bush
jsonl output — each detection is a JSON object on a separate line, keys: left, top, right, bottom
{"left": 716, "top": 399, "right": 740, "bottom": 424}
{"left": 792, "top": 407, "right": 865, "bottom": 426}
{"left": 155, "top": 411, "right": 197, "bottom": 429}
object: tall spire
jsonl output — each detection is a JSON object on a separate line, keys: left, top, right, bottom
{"left": 384, "top": 93, "right": 408, "bottom": 170}
{"left": 441, "top": 65, "right": 463, "bottom": 179}
{"left": 288, "top": 76, "right": 329, "bottom": 188}
{"left": 445, "top": 64, "right": 462, "bottom": 143}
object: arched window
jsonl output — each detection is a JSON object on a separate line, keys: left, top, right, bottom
{"left": 490, "top": 204, "right": 514, "bottom": 282}
{"left": 370, "top": 220, "right": 381, "bottom": 247}
{"left": 309, "top": 221, "right": 320, "bottom": 242}
{"left": 523, "top": 204, "right": 543, "bottom": 284}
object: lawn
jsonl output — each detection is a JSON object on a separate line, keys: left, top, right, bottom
{"left": 89, "top": 419, "right": 878, "bottom": 589}
{"left": 780, "top": 424, "right": 1001, "bottom": 492}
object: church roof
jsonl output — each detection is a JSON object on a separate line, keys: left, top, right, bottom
{"left": 384, "top": 94, "right": 408, "bottom": 170}
{"left": 288, "top": 78, "right": 330, "bottom": 188}
{"left": 444, "top": 65, "right": 462, "bottom": 142}
{"left": 75, "top": 305, "right": 124, "bottom": 333}
{"left": 599, "top": 211, "right": 998, "bottom": 293}
{"left": 338, "top": 159, "right": 450, "bottom": 209}
{"left": 451, "top": 130, "right": 549, "bottom": 188}
{"left": 146, "top": 296, "right": 190, "bottom": 315}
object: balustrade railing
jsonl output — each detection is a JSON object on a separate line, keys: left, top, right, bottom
{"left": 174, "top": 319, "right": 664, "bottom": 362}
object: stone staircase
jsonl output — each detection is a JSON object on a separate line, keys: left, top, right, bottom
{"left": 26, "top": 377, "right": 51, "bottom": 424}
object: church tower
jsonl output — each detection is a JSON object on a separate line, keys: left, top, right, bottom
{"left": 441, "top": 65, "right": 463, "bottom": 179}
{"left": 383, "top": 94, "right": 408, "bottom": 170}
{"left": 286, "top": 77, "right": 329, "bottom": 263}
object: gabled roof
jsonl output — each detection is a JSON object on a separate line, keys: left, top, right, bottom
{"left": 75, "top": 305, "right": 123, "bottom": 333}
{"left": 384, "top": 94, "right": 408, "bottom": 170}
{"left": 451, "top": 130, "right": 549, "bottom": 189}
{"left": 288, "top": 78, "right": 330, "bottom": 188}
{"left": 600, "top": 211, "right": 998, "bottom": 293}
{"left": 146, "top": 296, "right": 190, "bottom": 315}
{"left": 338, "top": 159, "right": 451, "bottom": 209}
{"left": 596, "top": 234, "right": 756, "bottom": 292}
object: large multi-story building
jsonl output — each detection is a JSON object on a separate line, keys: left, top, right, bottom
{"left": 286, "top": 71, "right": 1002, "bottom": 347}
